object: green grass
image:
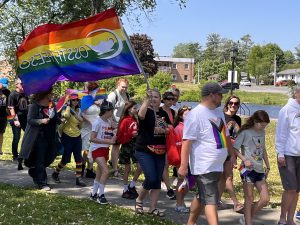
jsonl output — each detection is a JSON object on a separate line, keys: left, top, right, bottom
{"left": 0, "top": 183, "right": 175, "bottom": 225}
{"left": 174, "top": 83, "right": 289, "bottom": 105}
{"left": 0, "top": 121, "right": 283, "bottom": 209}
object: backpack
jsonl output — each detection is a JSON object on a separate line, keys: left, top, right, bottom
{"left": 114, "top": 90, "right": 130, "bottom": 103}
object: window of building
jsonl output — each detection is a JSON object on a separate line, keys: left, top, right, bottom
{"left": 164, "top": 63, "right": 167, "bottom": 66}
{"left": 184, "top": 64, "right": 189, "bottom": 69}
{"left": 172, "top": 63, "right": 177, "bottom": 69}
{"left": 184, "top": 75, "right": 188, "bottom": 81}
{"left": 291, "top": 75, "right": 295, "bottom": 79}
{"left": 172, "top": 74, "right": 177, "bottom": 81}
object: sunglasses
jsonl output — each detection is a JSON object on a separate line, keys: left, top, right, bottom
{"left": 165, "top": 97, "right": 175, "bottom": 101}
{"left": 182, "top": 106, "right": 192, "bottom": 110}
{"left": 228, "top": 101, "right": 240, "bottom": 106}
{"left": 71, "top": 99, "right": 79, "bottom": 101}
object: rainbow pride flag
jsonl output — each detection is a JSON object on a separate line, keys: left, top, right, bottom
{"left": 17, "top": 8, "right": 143, "bottom": 95}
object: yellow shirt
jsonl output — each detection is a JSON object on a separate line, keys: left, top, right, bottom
{"left": 62, "top": 106, "right": 82, "bottom": 137}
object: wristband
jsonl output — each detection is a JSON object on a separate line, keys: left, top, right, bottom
{"left": 266, "top": 167, "right": 270, "bottom": 170}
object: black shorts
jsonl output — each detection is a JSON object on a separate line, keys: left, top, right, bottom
{"left": 0, "top": 118, "right": 7, "bottom": 133}
{"left": 241, "top": 170, "right": 265, "bottom": 184}
{"left": 119, "top": 141, "right": 137, "bottom": 165}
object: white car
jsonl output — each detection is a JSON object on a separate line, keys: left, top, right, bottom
{"left": 240, "top": 80, "right": 251, "bottom": 86}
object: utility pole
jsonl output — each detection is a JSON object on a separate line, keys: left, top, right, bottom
{"left": 274, "top": 54, "right": 277, "bottom": 86}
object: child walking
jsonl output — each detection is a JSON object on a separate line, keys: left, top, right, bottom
{"left": 233, "top": 110, "right": 271, "bottom": 225}
{"left": 174, "top": 105, "right": 192, "bottom": 213}
{"left": 52, "top": 93, "right": 86, "bottom": 187}
{"left": 116, "top": 100, "right": 142, "bottom": 199}
{"left": 89, "top": 100, "right": 116, "bottom": 204}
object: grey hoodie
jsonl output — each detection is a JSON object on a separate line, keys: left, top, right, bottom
{"left": 275, "top": 98, "right": 300, "bottom": 157}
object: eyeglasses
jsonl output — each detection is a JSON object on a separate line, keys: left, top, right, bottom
{"left": 228, "top": 101, "right": 240, "bottom": 106}
{"left": 71, "top": 99, "right": 79, "bottom": 101}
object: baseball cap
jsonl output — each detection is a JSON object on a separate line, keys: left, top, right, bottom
{"left": 201, "top": 82, "right": 228, "bottom": 97}
{"left": 69, "top": 93, "right": 79, "bottom": 100}
{"left": 100, "top": 100, "right": 114, "bottom": 112}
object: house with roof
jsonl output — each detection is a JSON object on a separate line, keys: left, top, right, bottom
{"left": 154, "top": 56, "right": 194, "bottom": 83}
{"left": 276, "top": 68, "right": 300, "bottom": 84}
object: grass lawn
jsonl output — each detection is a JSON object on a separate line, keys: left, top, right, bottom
{"left": 175, "top": 82, "right": 289, "bottom": 106}
{"left": 1, "top": 120, "right": 284, "bottom": 208}
{"left": 0, "top": 183, "right": 175, "bottom": 225}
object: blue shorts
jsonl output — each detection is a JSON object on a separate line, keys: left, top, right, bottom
{"left": 241, "top": 170, "right": 265, "bottom": 184}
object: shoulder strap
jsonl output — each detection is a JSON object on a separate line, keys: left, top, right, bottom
{"left": 114, "top": 90, "right": 118, "bottom": 103}
{"left": 114, "top": 90, "right": 130, "bottom": 103}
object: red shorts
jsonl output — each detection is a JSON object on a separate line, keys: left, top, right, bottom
{"left": 92, "top": 147, "right": 110, "bottom": 161}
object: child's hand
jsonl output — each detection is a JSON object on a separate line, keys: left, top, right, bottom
{"left": 265, "top": 168, "right": 270, "bottom": 179}
{"left": 132, "top": 130, "right": 138, "bottom": 137}
{"left": 244, "top": 159, "right": 253, "bottom": 168}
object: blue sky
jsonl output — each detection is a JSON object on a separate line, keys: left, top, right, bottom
{"left": 122, "top": 0, "right": 300, "bottom": 56}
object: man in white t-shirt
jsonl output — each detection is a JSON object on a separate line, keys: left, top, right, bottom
{"left": 107, "top": 78, "right": 130, "bottom": 176}
{"left": 178, "top": 82, "right": 236, "bottom": 225}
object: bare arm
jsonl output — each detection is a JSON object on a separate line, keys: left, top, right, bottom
{"left": 178, "top": 139, "right": 193, "bottom": 178}
{"left": 90, "top": 131, "right": 116, "bottom": 145}
{"left": 138, "top": 98, "right": 151, "bottom": 120}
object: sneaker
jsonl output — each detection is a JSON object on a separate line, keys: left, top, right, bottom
{"left": 296, "top": 210, "right": 300, "bottom": 221}
{"left": 52, "top": 172, "right": 61, "bottom": 183}
{"left": 175, "top": 206, "right": 190, "bottom": 213}
{"left": 90, "top": 193, "right": 98, "bottom": 201}
{"left": 122, "top": 190, "right": 133, "bottom": 199}
{"left": 39, "top": 185, "right": 51, "bottom": 191}
{"left": 166, "top": 189, "right": 176, "bottom": 200}
{"left": 128, "top": 185, "right": 139, "bottom": 199}
{"left": 17, "top": 163, "right": 23, "bottom": 170}
{"left": 85, "top": 169, "right": 96, "bottom": 178}
{"left": 97, "top": 194, "right": 108, "bottom": 205}
{"left": 76, "top": 177, "right": 86, "bottom": 187}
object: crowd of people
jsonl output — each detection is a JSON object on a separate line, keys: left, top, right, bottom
{"left": 1, "top": 76, "right": 300, "bottom": 225}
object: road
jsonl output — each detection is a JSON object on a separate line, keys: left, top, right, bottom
{"left": 239, "top": 84, "right": 290, "bottom": 95}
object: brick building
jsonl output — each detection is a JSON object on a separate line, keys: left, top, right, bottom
{"left": 154, "top": 57, "right": 194, "bottom": 83}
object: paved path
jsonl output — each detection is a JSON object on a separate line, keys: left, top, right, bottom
{"left": 0, "top": 160, "right": 288, "bottom": 225}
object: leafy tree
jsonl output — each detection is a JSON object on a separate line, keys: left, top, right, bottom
{"left": 284, "top": 50, "right": 296, "bottom": 65}
{"left": 0, "top": 0, "right": 187, "bottom": 71}
{"left": 130, "top": 33, "right": 157, "bottom": 76}
{"left": 203, "top": 33, "right": 222, "bottom": 61}
{"left": 149, "top": 71, "right": 172, "bottom": 93}
{"left": 172, "top": 42, "right": 202, "bottom": 63}
{"left": 295, "top": 44, "right": 300, "bottom": 61}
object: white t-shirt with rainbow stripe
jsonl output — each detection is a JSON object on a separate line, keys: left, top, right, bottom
{"left": 183, "top": 104, "right": 229, "bottom": 175}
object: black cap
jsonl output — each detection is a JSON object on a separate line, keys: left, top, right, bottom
{"left": 201, "top": 82, "right": 228, "bottom": 97}
{"left": 100, "top": 100, "right": 114, "bottom": 111}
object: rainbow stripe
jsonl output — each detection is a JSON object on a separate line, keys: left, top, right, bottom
{"left": 17, "top": 8, "right": 142, "bottom": 95}
{"left": 7, "top": 115, "right": 14, "bottom": 122}
{"left": 209, "top": 119, "right": 228, "bottom": 149}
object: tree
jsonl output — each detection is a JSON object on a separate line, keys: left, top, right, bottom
{"left": 295, "top": 44, "right": 300, "bottom": 61}
{"left": 172, "top": 42, "right": 202, "bottom": 63}
{"left": 0, "top": 0, "right": 187, "bottom": 71}
{"left": 129, "top": 33, "right": 157, "bottom": 76}
{"left": 203, "top": 33, "right": 222, "bottom": 61}
{"left": 283, "top": 50, "right": 296, "bottom": 65}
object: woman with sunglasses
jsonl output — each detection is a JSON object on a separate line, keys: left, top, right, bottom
{"left": 52, "top": 93, "right": 86, "bottom": 187}
{"left": 161, "top": 91, "right": 177, "bottom": 200}
{"left": 218, "top": 95, "right": 244, "bottom": 212}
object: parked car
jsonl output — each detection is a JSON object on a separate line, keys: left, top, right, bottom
{"left": 220, "top": 82, "right": 239, "bottom": 90}
{"left": 240, "top": 80, "right": 251, "bottom": 86}
{"left": 275, "top": 80, "right": 296, "bottom": 86}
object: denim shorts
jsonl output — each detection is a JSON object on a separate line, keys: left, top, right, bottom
{"left": 135, "top": 150, "right": 165, "bottom": 190}
{"left": 241, "top": 170, "right": 265, "bottom": 184}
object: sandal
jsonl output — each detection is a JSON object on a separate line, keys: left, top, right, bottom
{"left": 135, "top": 201, "right": 143, "bottom": 214}
{"left": 234, "top": 203, "right": 244, "bottom": 213}
{"left": 277, "top": 222, "right": 286, "bottom": 225}
{"left": 148, "top": 208, "right": 165, "bottom": 217}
